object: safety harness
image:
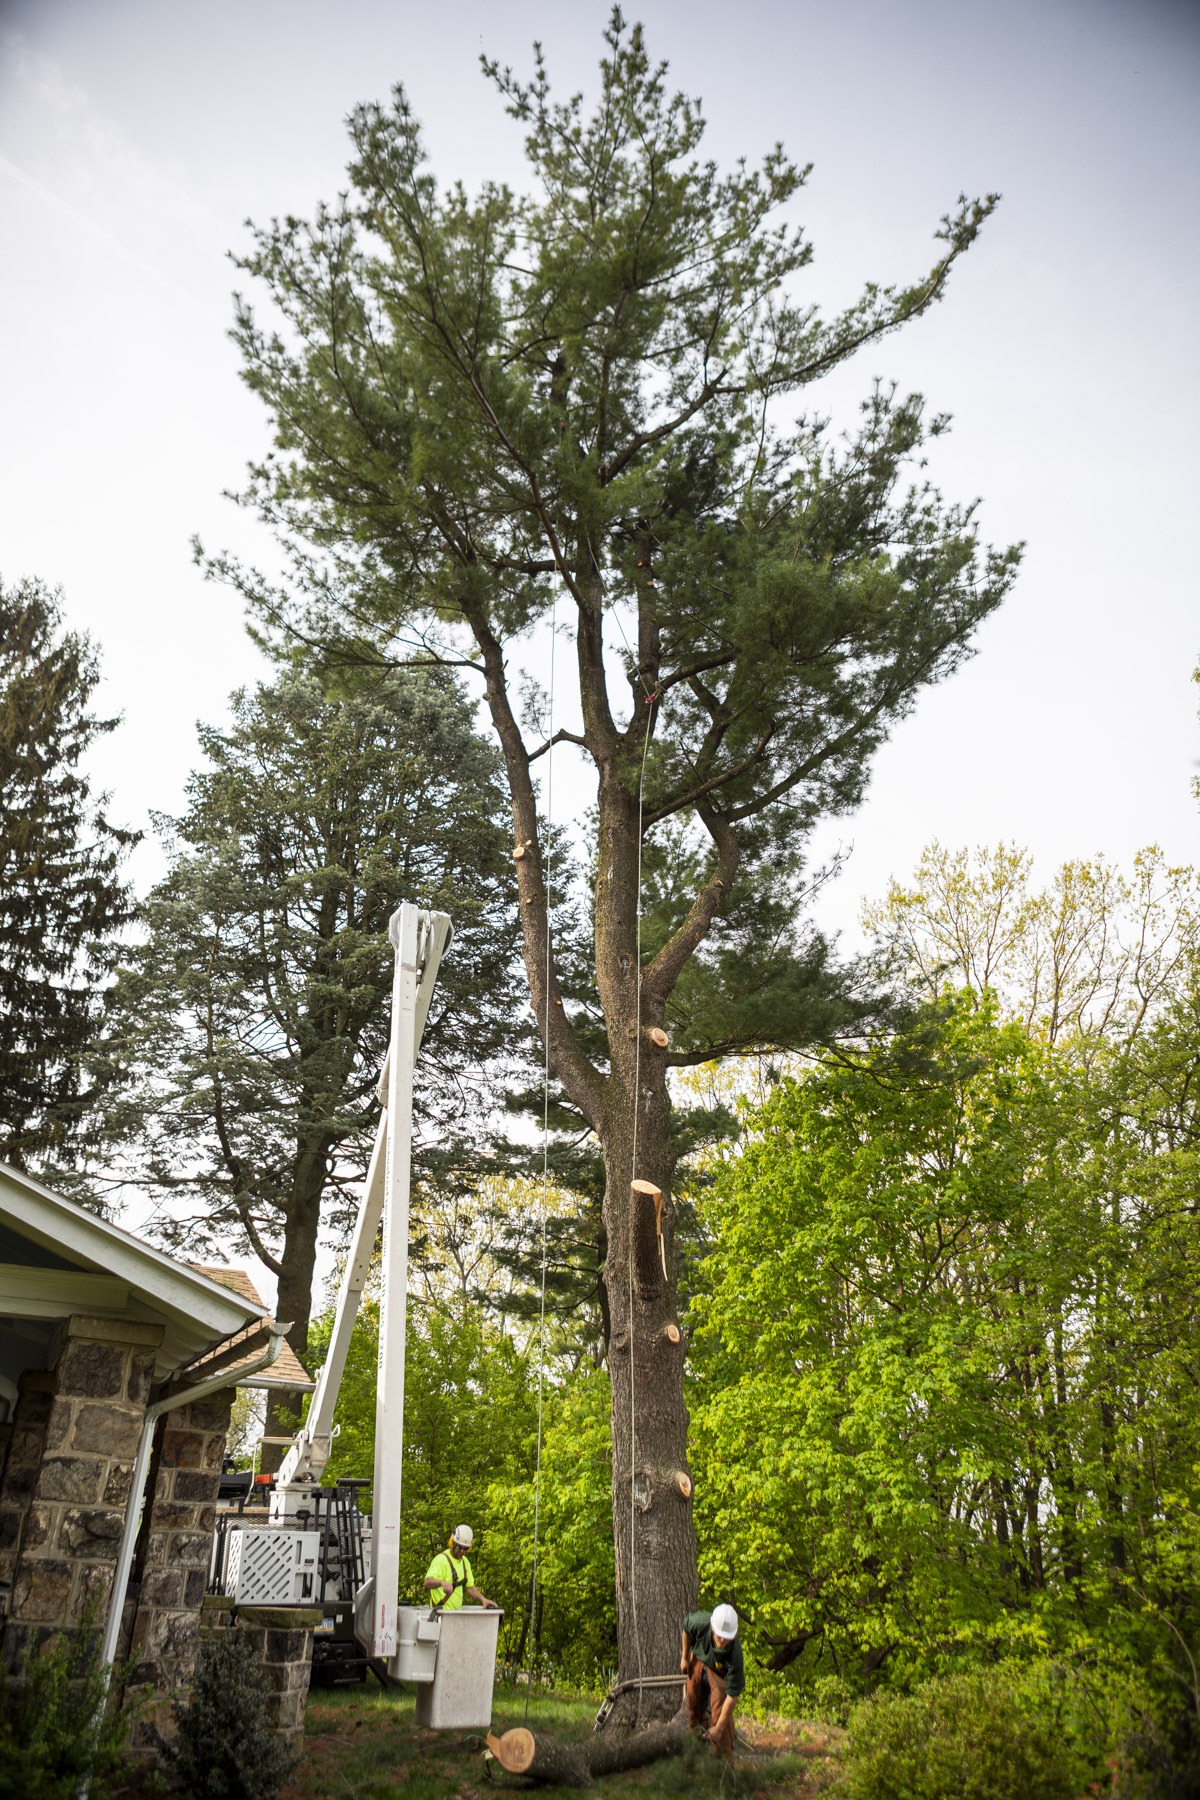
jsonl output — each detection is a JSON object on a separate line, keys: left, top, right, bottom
{"left": 432, "top": 1550, "right": 469, "bottom": 1613}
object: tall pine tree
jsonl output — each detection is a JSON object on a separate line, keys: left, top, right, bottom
{"left": 0, "top": 577, "right": 138, "bottom": 1174}
{"left": 216, "top": 15, "right": 1019, "bottom": 1706}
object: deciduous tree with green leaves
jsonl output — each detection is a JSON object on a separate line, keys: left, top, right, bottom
{"left": 308, "top": 1293, "right": 539, "bottom": 1634}
{"left": 692, "top": 994, "right": 1073, "bottom": 1682}
{"left": 214, "top": 14, "right": 1018, "bottom": 1696}
{"left": 691, "top": 866, "right": 1200, "bottom": 1768}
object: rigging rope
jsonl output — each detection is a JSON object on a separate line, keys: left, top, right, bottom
{"left": 627, "top": 696, "right": 656, "bottom": 1728}
{"left": 525, "top": 583, "right": 659, "bottom": 1728}
{"left": 524, "top": 596, "right": 556, "bottom": 1723}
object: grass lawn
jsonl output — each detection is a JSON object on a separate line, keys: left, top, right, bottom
{"left": 288, "top": 1684, "right": 842, "bottom": 1800}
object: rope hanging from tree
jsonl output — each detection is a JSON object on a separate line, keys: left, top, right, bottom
{"left": 524, "top": 587, "right": 661, "bottom": 1728}
{"left": 524, "top": 597, "right": 556, "bottom": 1721}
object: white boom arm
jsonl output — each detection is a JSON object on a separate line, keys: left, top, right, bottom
{"left": 271, "top": 904, "right": 452, "bottom": 1638}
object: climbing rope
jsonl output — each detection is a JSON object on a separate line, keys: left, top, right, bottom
{"left": 524, "top": 597, "right": 556, "bottom": 1722}
{"left": 627, "top": 694, "right": 656, "bottom": 1728}
{"left": 525, "top": 580, "right": 660, "bottom": 1727}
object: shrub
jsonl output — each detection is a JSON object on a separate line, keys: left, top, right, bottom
{"left": 839, "top": 1666, "right": 1094, "bottom": 1800}
{"left": 808, "top": 1672, "right": 860, "bottom": 1729}
{"left": 0, "top": 1617, "right": 131, "bottom": 1800}
{"left": 1080, "top": 1657, "right": 1200, "bottom": 1800}
{"left": 157, "top": 1628, "right": 294, "bottom": 1800}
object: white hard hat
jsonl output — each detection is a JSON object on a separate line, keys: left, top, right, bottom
{"left": 711, "top": 1603, "right": 738, "bottom": 1639}
{"left": 451, "top": 1524, "right": 474, "bottom": 1548}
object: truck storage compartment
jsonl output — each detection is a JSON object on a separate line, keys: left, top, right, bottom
{"left": 389, "top": 1605, "right": 439, "bottom": 1684}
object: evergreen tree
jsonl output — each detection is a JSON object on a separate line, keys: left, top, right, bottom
{"left": 0, "top": 576, "right": 138, "bottom": 1174}
{"left": 213, "top": 14, "right": 1020, "bottom": 1700}
{"left": 109, "top": 667, "right": 520, "bottom": 1448}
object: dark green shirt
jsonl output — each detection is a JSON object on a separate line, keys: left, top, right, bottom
{"left": 684, "top": 1610, "right": 745, "bottom": 1699}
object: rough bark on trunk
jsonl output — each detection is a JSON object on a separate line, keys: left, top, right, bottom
{"left": 592, "top": 709, "right": 700, "bottom": 1718}
{"left": 261, "top": 1145, "right": 325, "bottom": 1471}
{"left": 602, "top": 1112, "right": 696, "bottom": 1720}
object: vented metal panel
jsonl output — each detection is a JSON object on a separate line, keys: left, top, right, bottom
{"left": 224, "top": 1529, "right": 321, "bottom": 1605}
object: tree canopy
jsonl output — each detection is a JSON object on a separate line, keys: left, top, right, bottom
{"left": 107, "top": 666, "right": 519, "bottom": 1427}
{"left": 219, "top": 8, "right": 1017, "bottom": 1083}
{"left": 685, "top": 845, "right": 1200, "bottom": 1774}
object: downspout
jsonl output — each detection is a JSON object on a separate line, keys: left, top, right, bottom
{"left": 99, "top": 1321, "right": 290, "bottom": 1671}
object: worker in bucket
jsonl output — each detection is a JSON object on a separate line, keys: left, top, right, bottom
{"left": 423, "top": 1524, "right": 498, "bottom": 1610}
{"left": 680, "top": 1603, "right": 744, "bottom": 1754}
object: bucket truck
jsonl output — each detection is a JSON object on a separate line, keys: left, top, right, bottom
{"left": 211, "top": 904, "right": 503, "bottom": 1723}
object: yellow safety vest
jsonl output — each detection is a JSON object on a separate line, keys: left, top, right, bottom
{"left": 427, "top": 1550, "right": 472, "bottom": 1609}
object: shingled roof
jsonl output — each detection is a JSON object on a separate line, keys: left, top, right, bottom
{"left": 189, "top": 1266, "right": 316, "bottom": 1391}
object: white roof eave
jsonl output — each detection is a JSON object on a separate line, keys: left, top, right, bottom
{"left": 0, "top": 1162, "right": 265, "bottom": 1354}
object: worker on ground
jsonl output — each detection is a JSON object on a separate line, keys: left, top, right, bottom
{"left": 680, "top": 1603, "right": 743, "bottom": 1755}
{"left": 423, "top": 1524, "right": 498, "bottom": 1609}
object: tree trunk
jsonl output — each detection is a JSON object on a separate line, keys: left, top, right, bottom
{"left": 601, "top": 1107, "right": 696, "bottom": 1721}
{"left": 593, "top": 759, "right": 698, "bottom": 1721}
{"left": 486, "top": 1720, "right": 691, "bottom": 1786}
{"left": 469, "top": 587, "right": 700, "bottom": 1716}
{"left": 1099, "top": 1395, "right": 1126, "bottom": 1573}
{"left": 261, "top": 1139, "right": 326, "bottom": 1471}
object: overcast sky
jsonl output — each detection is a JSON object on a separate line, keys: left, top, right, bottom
{"left": 2, "top": 1, "right": 1197, "bottom": 949}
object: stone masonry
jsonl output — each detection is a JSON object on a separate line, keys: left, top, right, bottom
{"left": 0, "top": 1315, "right": 162, "bottom": 1669}
{"left": 0, "top": 1412, "right": 13, "bottom": 1507}
{"left": 200, "top": 1594, "right": 320, "bottom": 1755}
{"left": 0, "top": 1370, "right": 55, "bottom": 1602}
{"left": 121, "top": 1384, "right": 236, "bottom": 1751}
{"left": 0, "top": 1308, "right": 316, "bottom": 1766}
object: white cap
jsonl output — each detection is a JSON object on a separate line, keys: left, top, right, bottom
{"left": 452, "top": 1524, "right": 474, "bottom": 1548}
{"left": 711, "top": 1603, "right": 738, "bottom": 1639}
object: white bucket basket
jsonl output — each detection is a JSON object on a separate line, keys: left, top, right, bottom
{"left": 414, "top": 1606, "right": 503, "bottom": 1729}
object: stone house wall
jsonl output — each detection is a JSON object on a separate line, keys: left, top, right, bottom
{"left": 200, "top": 1595, "right": 320, "bottom": 1755}
{"left": 0, "top": 1315, "right": 162, "bottom": 1669}
{"left": 0, "top": 1315, "right": 316, "bottom": 1765}
{"left": 122, "top": 1385, "right": 236, "bottom": 1751}
{"left": 0, "top": 1370, "right": 55, "bottom": 1605}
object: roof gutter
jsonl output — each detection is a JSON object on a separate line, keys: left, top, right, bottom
{"left": 100, "top": 1321, "right": 290, "bottom": 1670}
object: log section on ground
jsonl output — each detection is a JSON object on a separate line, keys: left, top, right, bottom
{"left": 485, "top": 1720, "right": 692, "bottom": 1785}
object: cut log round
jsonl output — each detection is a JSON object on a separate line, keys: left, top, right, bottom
{"left": 487, "top": 1727, "right": 588, "bottom": 1785}
{"left": 648, "top": 1027, "right": 669, "bottom": 1048}
{"left": 486, "top": 1727, "right": 536, "bottom": 1772}
{"left": 486, "top": 1720, "right": 691, "bottom": 1786}
{"left": 661, "top": 1323, "right": 682, "bottom": 1345}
